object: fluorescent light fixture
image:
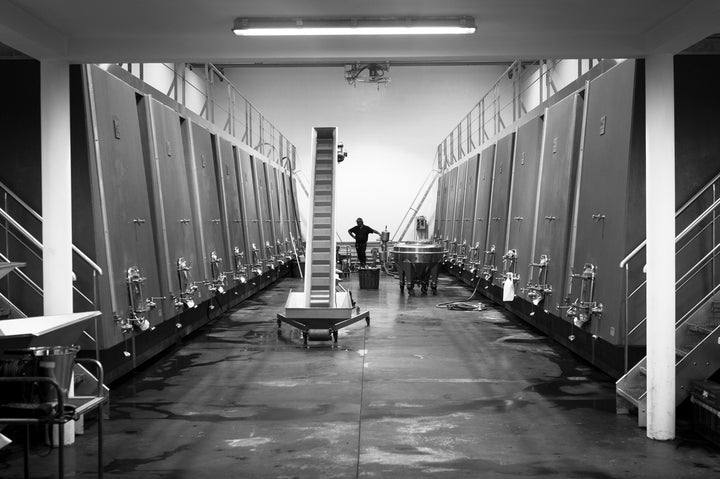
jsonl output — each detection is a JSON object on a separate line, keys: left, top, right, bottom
{"left": 232, "top": 16, "right": 476, "bottom": 36}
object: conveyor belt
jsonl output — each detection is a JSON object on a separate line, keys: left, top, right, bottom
{"left": 308, "top": 136, "right": 335, "bottom": 307}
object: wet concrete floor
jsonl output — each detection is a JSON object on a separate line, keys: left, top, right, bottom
{"left": 1, "top": 273, "right": 719, "bottom": 478}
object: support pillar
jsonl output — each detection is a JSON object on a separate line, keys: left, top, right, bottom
{"left": 41, "top": 60, "right": 73, "bottom": 315}
{"left": 41, "top": 60, "right": 74, "bottom": 445}
{"left": 645, "top": 54, "right": 676, "bottom": 441}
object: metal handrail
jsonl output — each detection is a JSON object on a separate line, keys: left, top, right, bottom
{"left": 619, "top": 176, "right": 720, "bottom": 268}
{"left": 0, "top": 206, "right": 104, "bottom": 277}
{"left": 0, "top": 186, "right": 103, "bottom": 313}
{"left": 620, "top": 173, "right": 720, "bottom": 372}
{"left": 676, "top": 196, "right": 720, "bottom": 243}
{"left": 73, "top": 245, "right": 103, "bottom": 275}
{"left": 0, "top": 224, "right": 97, "bottom": 308}
{"left": 0, "top": 207, "right": 42, "bottom": 250}
{"left": 0, "top": 182, "right": 103, "bottom": 275}
{"left": 629, "top": 281, "right": 720, "bottom": 340}
{"left": 677, "top": 170, "right": 720, "bottom": 217}
{"left": 118, "top": 62, "right": 297, "bottom": 171}
{"left": 625, "top": 219, "right": 716, "bottom": 301}
{"left": 0, "top": 291, "right": 26, "bottom": 318}
{"left": 437, "top": 58, "right": 610, "bottom": 170}
{"left": 625, "top": 247, "right": 720, "bottom": 338}
{"left": 0, "top": 179, "right": 42, "bottom": 221}
{"left": 676, "top": 243, "right": 720, "bottom": 291}
{"left": 0, "top": 251, "right": 42, "bottom": 296}
{"left": 620, "top": 194, "right": 720, "bottom": 279}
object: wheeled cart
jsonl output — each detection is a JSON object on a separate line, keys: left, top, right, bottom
{"left": 277, "top": 288, "right": 369, "bottom": 346}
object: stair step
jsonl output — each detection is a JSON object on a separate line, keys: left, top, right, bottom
{"left": 617, "top": 385, "right": 645, "bottom": 406}
{"left": 676, "top": 347, "right": 691, "bottom": 358}
{"left": 639, "top": 366, "right": 646, "bottom": 376}
{"left": 310, "top": 301, "right": 330, "bottom": 307}
{"left": 689, "top": 322, "right": 720, "bottom": 334}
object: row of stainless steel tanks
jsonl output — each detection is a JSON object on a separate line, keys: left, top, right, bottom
{"left": 71, "top": 65, "right": 304, "bottom": 382}
{"left": 434, "top": 60, "right": 647, "bottom": 377}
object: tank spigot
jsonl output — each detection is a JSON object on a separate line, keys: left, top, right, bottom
{"left": 208, "top": 251, "right": 227, "bottom": 294}
{"left": 173, "top": 293, "right": 197, "bottom": 310}
{"left": 146, "top": 297, "right": 166, "bottom": 309}
{"left": 114, "top": 314, "right": 134, "bottom": 334}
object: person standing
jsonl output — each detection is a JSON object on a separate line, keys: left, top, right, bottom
{"left": 348, "top": 218, "right": 379, "bottom": 266}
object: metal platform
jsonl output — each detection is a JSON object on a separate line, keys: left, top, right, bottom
{"left": 277, "top": 290, "right": 369, "bottom": 345}
{"left": 0, "top": 311, "right": 101, "bottom": 350}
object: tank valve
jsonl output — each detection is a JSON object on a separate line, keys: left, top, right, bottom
{"left": 124, "top": 266, "right": 161, "bottom": 332}
{"left": 559, "top": 263, "right": 603, "bottom": 327}
{"left": 502, "top": 249, "right": 518, "bottom": 283}
{"left": 274, "top": 239, "right": 286, "bottom": 264}
{"left": 481, "top": 245, "right": 496, "bottom": 282}
{"left": 114, "top": 313, "right": 133, "bottom": 334}
{"left": 526, "top": 255, "right": 552, "bottom": 306}
{"left": 209, "top": 251, "right": 226, "bottom": 294}
{"left": 175, "top": 257, "right": 200, "bottom": 309}
{"left": 232, "top": 247, "right": 249, "bottom": 283}
{"left": 251, "top": 243, "right": 264, "bottom": 274}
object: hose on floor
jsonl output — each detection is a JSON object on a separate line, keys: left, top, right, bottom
{"left": 435, "top": 275, "right": 486, "bottom": 311}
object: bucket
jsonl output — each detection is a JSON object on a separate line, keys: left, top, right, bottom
{"left": 358, "top": 267, "right": 380, "bottom": 289}
{"left": 0, "top": 346, "right": 79, "bottom": 404}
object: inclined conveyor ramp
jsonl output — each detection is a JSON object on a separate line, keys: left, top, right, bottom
{"left": 277, "top": 127, "right": 369, "bottom": 346}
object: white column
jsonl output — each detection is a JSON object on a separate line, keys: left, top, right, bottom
{"left": 645, "top": 54, "right": 676, "bottom": 440}
{"left": 41, "top": 60, "right": 73, "bottom": 315}
{"left": 41, "top": 60, "right": 75, "bottom": 446}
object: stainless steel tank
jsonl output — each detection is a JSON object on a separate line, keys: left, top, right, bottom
{"left": 392, "top": 241, "right": 445, "bottom": 295}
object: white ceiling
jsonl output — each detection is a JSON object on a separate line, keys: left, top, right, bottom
{"left": 1, "top": 0, "right": 719, "bottom": 64}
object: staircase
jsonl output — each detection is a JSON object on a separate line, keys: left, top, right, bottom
{"left": 0, "top": 179, "right": 102, "bottom": 319}
{"left": 0, "top": 261, "right": 27, "bottom": 318}
{"left": 617, "top": 172, "right": 720, "bottom": 426}
{"left": 304, "top": 128, "right": 337, "bottom": 308}
{"left": 617, "top": 296, "right": 720, "bottom": 426}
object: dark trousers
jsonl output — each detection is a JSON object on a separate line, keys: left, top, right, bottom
{"left": 355, "top": 241, "right": 368, "bottom": 265}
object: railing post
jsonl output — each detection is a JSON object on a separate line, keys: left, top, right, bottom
{"left": 493, "top": 86, "right": 499, "bottom": 136}
{"left": 624, "top": 264, "right": 629, "bottom": 373}
{"left": 93, "top": 269, "right": 100, "bottom": 361}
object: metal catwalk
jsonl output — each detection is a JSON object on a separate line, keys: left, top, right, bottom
{"left": 1, "top": 273, "right": 718, "bottom": 478}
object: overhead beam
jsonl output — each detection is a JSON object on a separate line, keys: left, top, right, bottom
{"left": 0, "top": 0, "right": 68, "bottom": 59}
{"left": 644, "top": 0, "right": 720, "bottom": 54}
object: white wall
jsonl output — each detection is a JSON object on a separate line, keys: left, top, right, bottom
{"left": 226, "top": 64, "right": 505, "bottom": 242}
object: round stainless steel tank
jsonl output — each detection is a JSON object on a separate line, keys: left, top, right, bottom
{"left": 392, "top": 241, "right": 445, "bottom": 295}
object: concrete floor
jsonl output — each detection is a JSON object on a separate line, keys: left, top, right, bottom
{"left": 1, "top": 272, "right": 719, "bottom": 478}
